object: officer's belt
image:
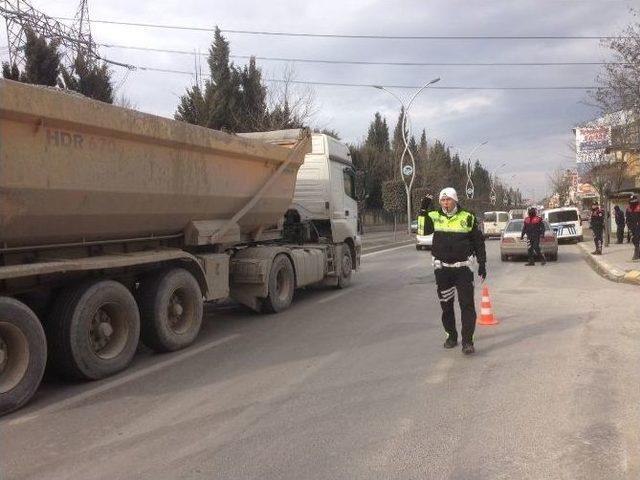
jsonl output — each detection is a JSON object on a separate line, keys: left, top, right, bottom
{"left": 433, "top": 257, "right": 474, "bottom": 269}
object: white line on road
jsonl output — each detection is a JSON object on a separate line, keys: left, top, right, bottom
{"left": 362, "top": 244, "right": 414, "bottom": 258}
{"left": 6, "top": 334, "right": 240, "bottom": 426}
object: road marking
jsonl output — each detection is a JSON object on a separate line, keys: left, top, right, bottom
{"left": 425, "top": 357, "right": 455, "bottom": 385}
{"left": 6, "top": 334, "right": 240, "bottom": 426}
{"left": 362, "top": 244, "right": 414, "bottom": 258}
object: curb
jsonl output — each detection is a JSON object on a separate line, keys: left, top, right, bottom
{"left": 577, "top": 243, "right": 640, "bottom": 285}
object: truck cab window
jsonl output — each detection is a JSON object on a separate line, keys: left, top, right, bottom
{"left": 343, "top": 168, "right": 356, "bottom": 199}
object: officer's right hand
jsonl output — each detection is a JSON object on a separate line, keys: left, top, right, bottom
{"left": 478, "top": 263, "right": 487, "bottom": 281}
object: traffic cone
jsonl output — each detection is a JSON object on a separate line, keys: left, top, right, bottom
{"left": 477, "top": 285, "right": 498, "bottom": 326}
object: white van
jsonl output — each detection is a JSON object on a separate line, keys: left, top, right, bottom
{"left": 542, "top": 207, "right": 583, "bottom": 243}
{"left": 482, "top": 211, "right": 509, "bottom": 238}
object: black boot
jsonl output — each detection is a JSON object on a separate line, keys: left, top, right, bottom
{"left": 443, "top": 337, "right": 458, "bottom": 349}
{"left": 462, "top": 343, "right": 475, "bottom": 355}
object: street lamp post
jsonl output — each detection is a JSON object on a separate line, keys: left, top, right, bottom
{"left": 374, "top": 77, "right": 440, "bottom": 234}
{"left": 490, "top": 162, "right": 507, "bottom": 206}
{"left": 456, "top": 141, "right": 488, "bottom": 199}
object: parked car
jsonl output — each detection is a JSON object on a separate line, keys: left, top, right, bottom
{"left": 482, "top": 211, "right": 509, "bottom": 238}
{"left": 500, "top": 219, "right": 558, "bottom": 261}
{"left": 411, "top": 219, "right": 418, "bottom": 233}
{"left": 542, "top": 207, "right": 583, "bottom": 243}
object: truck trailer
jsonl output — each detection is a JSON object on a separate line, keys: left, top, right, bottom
{"left": 0, "top": 79, "right": 361, "bottom": 415}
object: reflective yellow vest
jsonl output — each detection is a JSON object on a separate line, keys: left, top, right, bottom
{"left": 427, "top": 210, "right": 475, "bottom": 234}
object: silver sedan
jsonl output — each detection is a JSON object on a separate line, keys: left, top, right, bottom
{"left": 500, "top": 219, "right": 558, "bottom": 261}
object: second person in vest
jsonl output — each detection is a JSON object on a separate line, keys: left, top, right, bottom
{"left": 418, "top": 188, "right": 487, "bottom": 354}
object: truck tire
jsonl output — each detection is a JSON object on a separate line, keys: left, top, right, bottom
{"left": 0, "top": 298, "right": 47, "bottom": 416}
{"left": 337, "top": 247, "right": 353, "bottom": 289}
{"left": 137, "top": 269, "right": 203, "bottom": 352}
{"left": 46, "top": 280, "right": 140, "bottom": 380}
{"left": 262, "top": 255, "right": 295, "bottom": 313}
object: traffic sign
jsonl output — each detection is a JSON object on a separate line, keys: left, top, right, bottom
{"left": 402, "top": 165, "right": 414, "bottom": 177}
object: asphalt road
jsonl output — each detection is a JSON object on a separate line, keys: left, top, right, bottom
{"left": 3, "top": 241, "right": 640, "bottom": 480}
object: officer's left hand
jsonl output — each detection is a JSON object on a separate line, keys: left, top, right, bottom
{"left": 478, "top": 263, "right": 487, "bottom": 281}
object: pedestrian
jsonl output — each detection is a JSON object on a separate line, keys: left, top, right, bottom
{"left": 589, "top": 203, "right": 605, "bottom": 255}
{"left": 419, "top": 188, "right": 486, "bottom": 355}
{"left": 626, "top": 205, "right": 633, "bottom": 243}
{"left": 627, "top": 194, "right": 640, "bottom": 260}
{"left": 614, "top": 205, "right": 626, "bottom": 244}
{"left": 521, "top": 207, "right": 546, "bottom": 266}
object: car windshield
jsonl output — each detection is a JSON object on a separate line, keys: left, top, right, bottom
{"left": 506, "top": 220, "right": 523, "bottom": 232}
{"left": 547, "top": 210, "right": 578, "bottom": 223}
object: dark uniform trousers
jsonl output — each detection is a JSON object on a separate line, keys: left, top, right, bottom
{"left": 527, "top": 237, "right": 543, "bottom": 263}
{"left": 593, "top": 227, "right": 604, "bottom": 252}
{"left": 435, "top": 266, "right": 475, "bottom": 344}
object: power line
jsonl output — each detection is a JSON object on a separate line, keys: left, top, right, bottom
{"left": 99, "top": 42, "right": 624, "bottom": 66}
{"left": 56, "top": 17, "right": 622, "bottom": 40}
{"left": 132, "top": 64, "right": 597, "bottom": 90}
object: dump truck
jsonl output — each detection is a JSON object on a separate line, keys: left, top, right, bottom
{"left": 0, "top": 79, "right": 361, "bottom": 415}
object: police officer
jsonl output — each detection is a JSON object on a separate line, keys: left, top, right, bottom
{"left": 419, "top": 188, "right": 486, "bottom": 355}
{"left": 627, "top": 194, "right": 640, "bottom": 260}
{"left": 521, "top": 207, "right": 546, "bottom": 266}
{"left": 590, "top": 203, "right": 605, "bottom": 255}
{"left": 614, "top": 205, "right": 626, "bottom": 244}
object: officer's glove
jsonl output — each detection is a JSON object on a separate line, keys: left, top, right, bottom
{"left": 420, "top": 194, "right": 433, "bottom": 211}
{"left": 478, "top": 262, "right": 487, "bottom": 281}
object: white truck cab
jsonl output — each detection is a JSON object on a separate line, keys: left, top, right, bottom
{"left": 292, "top": 134, "right": 361, "bottom": 250}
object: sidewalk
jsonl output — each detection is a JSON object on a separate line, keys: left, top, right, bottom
{"left": 578, "top": 230, "right": 640, "bottom": 285}
{"left": 361, "top": 230, "right": 414, "bottom": 253}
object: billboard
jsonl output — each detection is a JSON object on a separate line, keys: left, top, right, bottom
{"left": 575, "top": 126, "right": 611, "bottom": 163}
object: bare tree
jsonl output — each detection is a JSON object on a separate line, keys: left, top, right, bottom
{"left": 591, "top": 11, "right": 640, "bottom": 159}
{"left": 263, "top": 64, "right": 317, "bottom": 130}
{"left": 547, "top": 168, "right": 573, "bottom": 206}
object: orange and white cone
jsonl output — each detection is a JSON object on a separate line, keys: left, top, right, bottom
{"left": 477, "top": 285, "right": 498, "bottom": 326}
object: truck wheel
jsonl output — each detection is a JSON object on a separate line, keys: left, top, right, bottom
{"left": 47, "top": 280, "right": 140, "bottom": 380}
{"left": 337, "top": 248, "right": 353, "bottom": 289}
{"left": 0, "top": 298, "right": 47, "bottom": 416}
{"left": 263, "top": 255, "right": 295, "bottom": 313}
{"left": 138, "top": 269, "right": 203, "bottom": 352}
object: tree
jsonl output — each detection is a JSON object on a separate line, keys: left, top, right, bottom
{"left": 175, "top": 29, "right": 316, "bottom": 132}
{"left": 382, "top": 179, "right": 407, "bottom": 235}
{"left": 591, "top": 12, "right": 640, "bottom": 166}
{"left": 365, "top": 112, "right": 390, "bottom": 152}
{"left": 547, "top": 168, "right": 574, "bottom": 206}
{"left": 175, "top": 84, "right": 211, "bottom": 126}
{"left": 236, "top": 56, "right": 268, "bottom": 131}
{"left": 60, "top": 54, "right": 114, "bottom": 103}
{"left": 2, "top": 29, "right": 61, "bottom": 86}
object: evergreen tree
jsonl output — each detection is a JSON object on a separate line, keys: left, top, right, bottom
{"left": 175, "top": 84, "right": 210, "bottom": 126}
{"left": 237, "top": 56, "right": 267, "bottom": 131}
{"left": 61, "top": 54, "right": 114, "bottom": 103}
{"left": 365, "top": 112, "right": 390, "bottom": 152}
{"left": 2, "top": 29, "right": 61, "bottom": 86}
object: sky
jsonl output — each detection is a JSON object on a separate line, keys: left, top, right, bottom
{"left": 2, "top": 0, "right": 636, "bottom": 200}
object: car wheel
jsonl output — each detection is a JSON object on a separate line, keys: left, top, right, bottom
{"left": 501, "top": 254, "right": 507, "bottom": 261}
{"left": 416, "top": 245, "right": 421, "bottom": 251}
{"left": 551, "top": 253, "right": 558, "bottom": 261}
